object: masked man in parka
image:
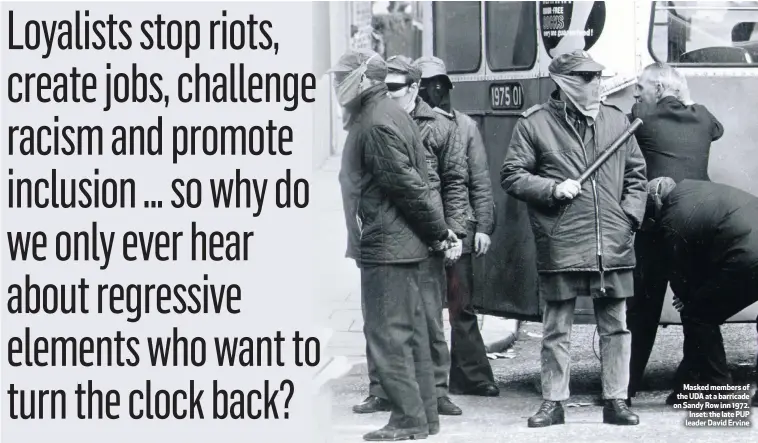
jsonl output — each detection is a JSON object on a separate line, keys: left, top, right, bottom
{"left": 331, "top": 49, "right": 459, "bottom": 441}
{"left": 500, "top": 50, "right": 647, "bottom": 427}
{"left": 413, "top": 55, "right": 499, "bottom": 398}
{"left": 350, "top": 55, "right": 468, "bottom": 417}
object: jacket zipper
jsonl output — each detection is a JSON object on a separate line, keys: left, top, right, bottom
{"left": 562, "top": 105, "right": 606, "bottom": 293}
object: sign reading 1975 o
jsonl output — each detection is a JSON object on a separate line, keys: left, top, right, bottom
{"left": 539, "top": 1, "right": 606, "bottom": 58}
{"left": 490, "top": 83, "right": 524, "bottom": 110}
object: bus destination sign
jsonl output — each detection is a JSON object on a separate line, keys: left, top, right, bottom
{"left": 490, "top": 82, "right": 524, "bottom": 110}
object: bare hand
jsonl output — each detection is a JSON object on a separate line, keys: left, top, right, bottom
{"left": 672, "top": 296, "right": 684, "bottom": 312}
{"left": 475, "top": 233, "right": 491, "bottom": 256}
{"left": 432, "top": 230, "right": 459, "bottom": 252}
{"left": 554, "top": 179, "right": 582, "bottom": 200}
{"left": 444, "top": 238, "right": 462, "bottom": 266}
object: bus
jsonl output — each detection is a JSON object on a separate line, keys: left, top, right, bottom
{"left": 420, "top": 0, "right": 758, "bottom": 324}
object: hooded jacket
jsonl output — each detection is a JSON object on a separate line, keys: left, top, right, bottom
{"left": 339, "top": 84, "right": 449, "bottom": 265}
{"left": 500, "top": 95, "right": 648, "bottom": 275}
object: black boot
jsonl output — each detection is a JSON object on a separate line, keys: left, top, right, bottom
{"left": 362, "top": 424, "right": 429, "bottom": 441}
{"left": 353, "top": 396, "right": 392, "bottom": 414}
{"left": 603, "top": 399, "right": 640, "bottom": 425}
{"left": 527, "top": 401, "right": 565, "bottom": 428}
{"left": 450, "top": 383, "right": 500, "bottom": 397}
{"left": 437, "top": 396, "right": 462, "bottom": 416}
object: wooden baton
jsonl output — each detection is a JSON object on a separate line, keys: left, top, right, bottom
{"left": 576, "top": 118, "right": 643, "bottom": 184}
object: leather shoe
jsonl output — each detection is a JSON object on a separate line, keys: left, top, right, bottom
{"left": 353, "top": 396, "right": 391, "bottom": 414}
{"left": 437, "top": 396, "right": 462, "bottom": 416}
{"left": 594, "top": 396, "right": 631, "bottom": 407}
{"left": 527, "top": 401, "right": 565, "bottom": 428}
{"left": 451, "top": 383, "right": 500, "bottom": 397}
{"left": 363, "top": 425, "right": 429, "bottom": 441}
{"left": 603, "top": 399, "right": 640, "bottom": 425}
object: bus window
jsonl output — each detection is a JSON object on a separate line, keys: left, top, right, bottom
{"left": 650, "top": 1, "right": 758, "bottom": 65}
{"left": 485, "top": 1, "right": 537, "bottom": 71}
{"left": 433, "top": 1, "right": 482, "bottom": 73}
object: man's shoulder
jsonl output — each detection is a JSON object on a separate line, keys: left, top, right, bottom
{"left": 600, "top": 101, "right": 626, "bottom": 115}
{"left": 521, "top": 103, "right": 546, "bottom": 119}
{"left": 432, "top": 107, "right": 455, "bottom": 120}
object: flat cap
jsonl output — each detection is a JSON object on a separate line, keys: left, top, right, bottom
{"left": 413, "top": 56, "right": 453, "bottom": 89}
{"left": 387, "top": 55, "right": 422, "bottom": 83}
{"left": 548, "top": 50, "right": 605, "bottom": 75}
{"left": 328, "top": 49, "right": 387, "bottom": 81}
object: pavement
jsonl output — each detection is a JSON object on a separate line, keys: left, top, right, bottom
{"left": 313, "top": 155, "right": 758, "bottom": 442}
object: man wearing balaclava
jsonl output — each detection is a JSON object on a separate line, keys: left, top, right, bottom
{"left": 330, "top": 49, "right": 459, "bottom": 440}
{"left": 413, "top": 56, "right": 500, "bottom": 400}
{"left": 500, "top": 49, "right": 647, "bottom": 427}
{"left": 350, "top": 55, "right": 468, "bottom": 417}
{"left": 641, "top": 177, "right": 758, "bottom": 408}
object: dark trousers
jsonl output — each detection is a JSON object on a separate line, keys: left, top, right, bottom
{"left": 627, "top": 231, "right": 673, "bottom": 397}
{"left": 671, "top": 267, "right": 758, "bottom": 391}
{"left": 446, "top": 252, "right": 495, "bottom": 392}
{"left": 367, "top": 255, "right": 450, "bottom": 399}
{"left": 361, "top": 262, "right": 439, "bottom": 428}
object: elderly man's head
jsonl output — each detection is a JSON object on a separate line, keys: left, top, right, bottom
{"left": 635, "top": 63, "right": 689, "bottom": 105}
{"left": 386, "top": 55, "right": 422, "bottom": 112}
{"left": 329, "top": 49, "right": 388, "bottom": 107}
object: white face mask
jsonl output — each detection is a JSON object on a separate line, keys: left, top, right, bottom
{"left": 334, "top": 55, "right": 377, "bottom": 107}
{"left": 386, "top": 76, "right": 419, "bottom": 113}
{"left": 550, "top": 73, "right": 602, "bottom": 121}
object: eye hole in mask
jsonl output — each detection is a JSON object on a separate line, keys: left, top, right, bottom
{"left": 568, "top": 71, "right": 602, "bottom": 83}
{"left": 386, "top": 82, "right": 412, "bottom": 92}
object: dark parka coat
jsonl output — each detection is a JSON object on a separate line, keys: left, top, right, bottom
{"left": 500, "top": 97, "right": 648, "bottom": 280}
{"left": 454, "top": 110, "right": 495, "bottom": 254}
{"left": 339, "top": 84, "right": 449, "bottom": 265}
{"left": 411, "top": 98, "right": 469, "bottom": 238}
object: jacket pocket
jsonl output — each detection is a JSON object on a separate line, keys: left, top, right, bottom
{"left": 550, "top": 203, "right": 572, "bottom": 237}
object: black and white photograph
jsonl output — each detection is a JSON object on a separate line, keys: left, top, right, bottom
{"left": 3, "top": 1, "right": 758, "bottom": 442}
{"left": 314, "top": 1, "right": 758, "bottom": 441}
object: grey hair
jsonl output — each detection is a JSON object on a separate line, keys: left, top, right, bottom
{"left": 642, "top": 62, "right": 689, "bottom": 101}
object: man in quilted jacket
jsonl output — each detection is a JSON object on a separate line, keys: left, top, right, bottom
{"left": 354, "top": 55, "right": 468, "bottom": 417}
{"left": 331, "top": 49, "right": 458, "bottom": 441}
{"left": 414, "top": 55, "right": 500, "bottom": 399}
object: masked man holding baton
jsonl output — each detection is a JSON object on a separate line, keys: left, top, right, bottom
{"left": 500, "top": 50, "right": 648, "bottom": 427}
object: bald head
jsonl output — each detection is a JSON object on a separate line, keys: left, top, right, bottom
{"left": 634, "top": 62, "right": 689, "bottom": 105}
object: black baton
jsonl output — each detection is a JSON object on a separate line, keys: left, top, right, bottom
{"left": 576, "top": 118, "right": 643, "bottom": 184}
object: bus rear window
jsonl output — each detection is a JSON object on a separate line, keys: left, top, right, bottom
{"left": 650, "top": 1, "right": 758, "bottom": 66}
{"left": 485, "top": 1, "right": 537, "bottom": 71}
{"left": 433, "top": 2, "right": 482, "bottom": 73}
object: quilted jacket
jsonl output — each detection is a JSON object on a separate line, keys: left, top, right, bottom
{"left": 454, "top": 110, "right": 495, "bottom": 254}
{"left": 500, "top": 95, "right": 647, "bottom": 276}
{"left": 411, "top": 98, "right": 469, "bottom": 238}
{"left": 338, "top": 84, "right": 449, "bottom": 265}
